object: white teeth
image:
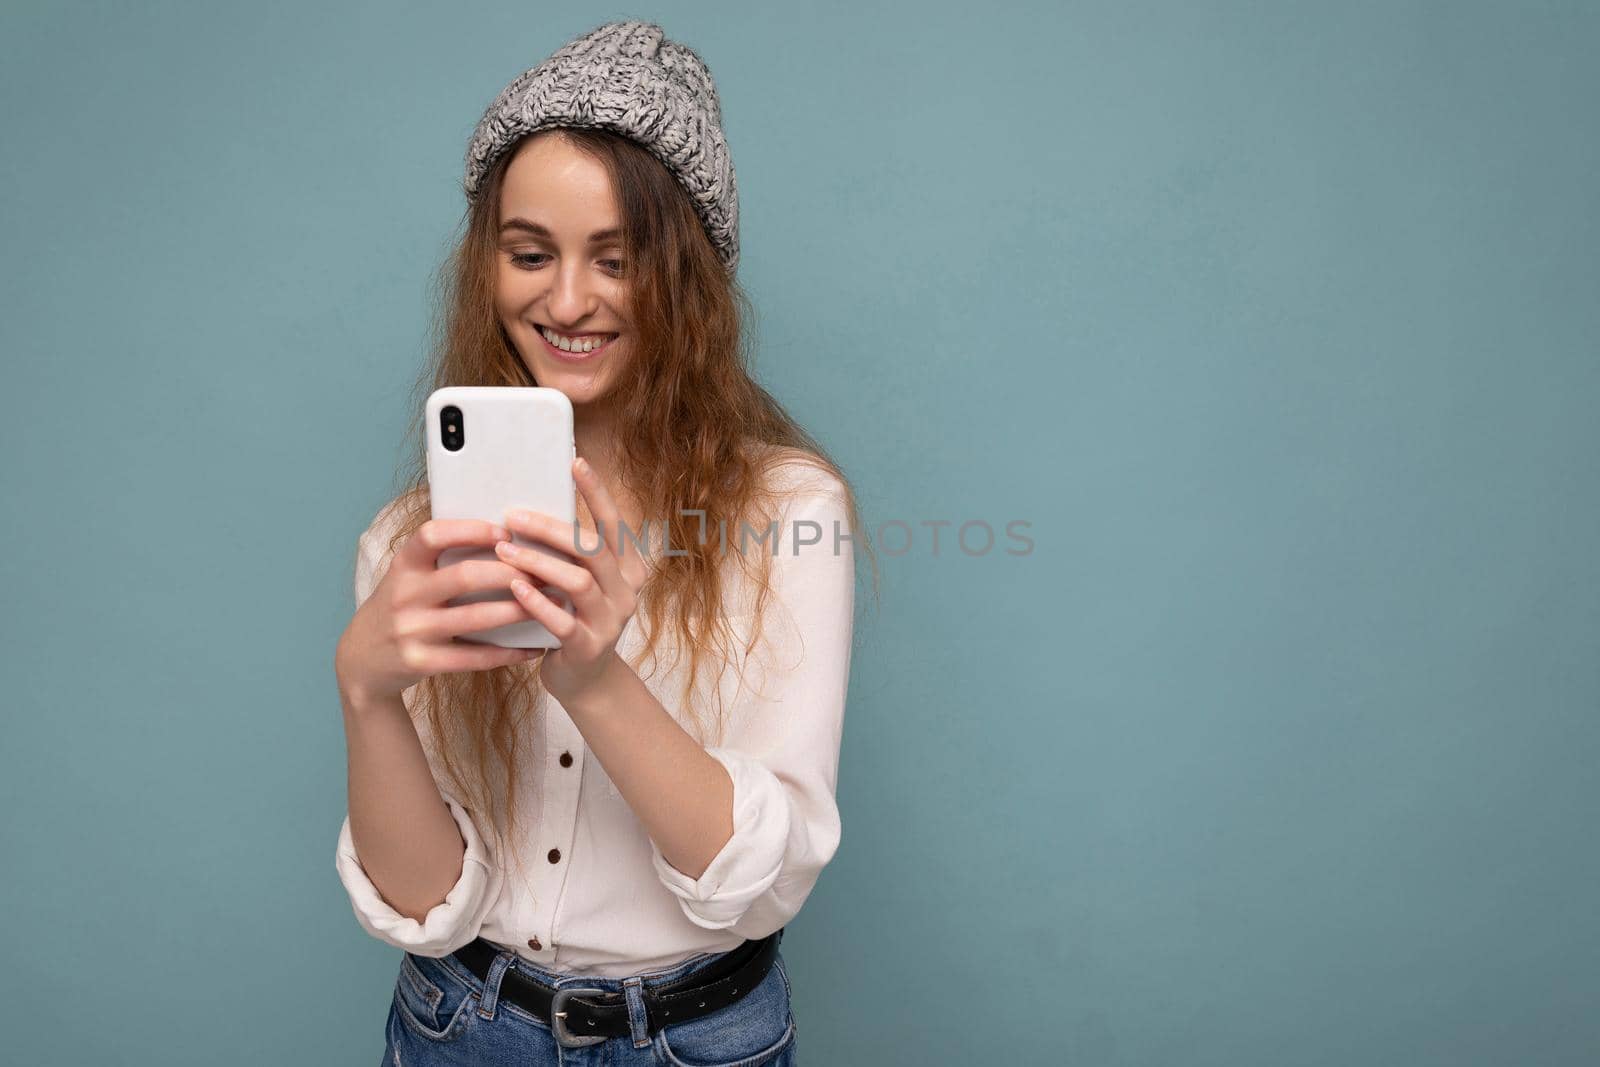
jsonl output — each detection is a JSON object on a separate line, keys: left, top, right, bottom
{"left": 540, "top": 326, "right": 616, "bottom": 353}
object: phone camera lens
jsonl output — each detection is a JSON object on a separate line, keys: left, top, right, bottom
{"left": 440, "top": 405, "right": 465, "bottom": 452}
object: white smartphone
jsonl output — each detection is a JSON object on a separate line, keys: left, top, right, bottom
{"left": 425, "top": 386, "right": 577, "bottom": 649}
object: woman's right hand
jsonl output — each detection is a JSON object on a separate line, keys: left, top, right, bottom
{"left": 334, "top": 518, "right": 541, "bottom": 707}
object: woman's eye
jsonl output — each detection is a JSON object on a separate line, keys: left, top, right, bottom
{"left": 508, "top": 253, "right": 623, "bottom": 274}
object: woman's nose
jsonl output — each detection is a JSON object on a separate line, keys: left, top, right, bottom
{"left": 545, "top": 264, "right": 598, "bottom": 323}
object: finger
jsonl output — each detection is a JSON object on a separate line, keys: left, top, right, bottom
{"left": 421, "top": 558, "right": 530, "bottom": 603}
{"left": 403, "top": 519, "right": 511, "bottom": 569}
{"left": 429, "top": 641, "right": 543, "bottom": 674}
{"left": 508, "top": 578, "right": 582, "bottom": 643}
{"left": 493, "top": 532, "right": 590, "bottom": 588}
{"left": 506, "top": 501, "right": 628, "bottom": 605}
{"left": 407, "top": 598, "right": 535, "bottom": 640}
{"left": 503, "top": 508, "right": 589, "bottom": 564}
{"left": 497, "top": 522, "right": 611, "bottom": 618}
{"left": 573, "top": 457, "right": 644, "bottom": 598}
{"left": 573, "top": 457, "right": 626, "bottom": 559}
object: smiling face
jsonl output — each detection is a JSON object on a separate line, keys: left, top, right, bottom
{"left": 494, "top": 132, "right": 632, "bottom": 405}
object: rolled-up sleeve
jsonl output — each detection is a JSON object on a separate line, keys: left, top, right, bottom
{"left": 648, "top": 475, "right": 856, "bottom": 937}
{"left": 335, "top": 789, "right": 500, "bottom": 956}
{"left": 333, "top": 503, "right": 502, "bottom": 956}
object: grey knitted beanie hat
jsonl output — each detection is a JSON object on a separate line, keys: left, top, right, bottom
{"left": 464, "top": 20, "right": 740, "bottom": 274}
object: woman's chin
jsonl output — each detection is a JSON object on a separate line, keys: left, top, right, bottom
{"left": 526, "top": 364, "right": 614, "bottom": 406}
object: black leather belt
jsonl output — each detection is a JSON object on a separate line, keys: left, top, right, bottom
{"left": 451, "top": 928, "right": 782, "bottom": 1049}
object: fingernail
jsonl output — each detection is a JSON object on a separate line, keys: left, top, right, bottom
{"left": 508, "top": 508, "right": 533, "bottom": 523}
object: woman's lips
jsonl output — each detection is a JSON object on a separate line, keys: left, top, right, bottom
{"left": 538, "top": 328, "right": 617, "bottom": 364}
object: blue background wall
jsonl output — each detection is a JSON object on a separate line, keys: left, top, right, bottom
{"left": 2, "top": 2, "right": 1596, "bottom": 1064}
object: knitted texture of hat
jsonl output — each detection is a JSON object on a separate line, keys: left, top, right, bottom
{"left": 464, "top": 20, "right": 740, "bottom": 274}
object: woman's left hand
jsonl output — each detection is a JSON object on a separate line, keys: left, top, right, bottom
{"left": 497, "top": 457, "right": 648, "bottom": 703}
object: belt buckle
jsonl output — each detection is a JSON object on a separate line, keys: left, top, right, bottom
{"left": 550, "top": 986, "right": 609, "bottom": 1049}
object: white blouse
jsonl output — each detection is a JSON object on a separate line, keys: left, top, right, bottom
{"left": 334, "top": 459, "right": 855, "bottom": 978}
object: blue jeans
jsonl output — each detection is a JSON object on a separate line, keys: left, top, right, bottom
{"left": 381, "top": 941, "right": 798, "bottom": 1066}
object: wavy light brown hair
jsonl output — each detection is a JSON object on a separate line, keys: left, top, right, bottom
{"left": 370, "top": 126, "right": 878, "bottom": 887}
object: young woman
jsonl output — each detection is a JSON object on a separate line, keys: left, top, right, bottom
{"left": 332, "top": 21, "right": 872, "bottom": 1067}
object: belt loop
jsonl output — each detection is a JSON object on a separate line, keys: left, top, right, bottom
{"left": 622, "top": 976, "right": 651, "bottom": 1049}
{"left": 476, "top": 948, "right": 515, "bottom": 1021}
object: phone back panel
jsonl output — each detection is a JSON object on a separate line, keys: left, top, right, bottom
{"left": 425, "top": 386, "right": 576, "bottom": 648}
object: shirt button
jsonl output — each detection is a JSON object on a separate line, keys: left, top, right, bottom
{"left": 559, "top": 751, "right": 573, "bottom": 767}
{"left": 527, "top": 936, "right": 542, "bottom": 951}
{"left": 547, "top": 848, "right": 562, "bottom": 864}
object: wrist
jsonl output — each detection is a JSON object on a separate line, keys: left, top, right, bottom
{"left": 335, "top": 636, "right": 402, "bottom": 717}
{"left": 553, "top": 649, "right": 632, "bottom": 718}
{"left": 338, "top": 678, "right": 407, "bottom": 722}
